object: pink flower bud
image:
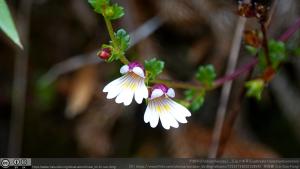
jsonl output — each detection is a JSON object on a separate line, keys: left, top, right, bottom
{"left": 98, "top": 48, "right": 111, "bottom": 60}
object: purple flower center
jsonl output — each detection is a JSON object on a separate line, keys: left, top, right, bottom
{"left": 152, "top": 84, "right": 168, "bottom": 94}
{"left": 128, "top": 61, "right": 145, "bottom": 72}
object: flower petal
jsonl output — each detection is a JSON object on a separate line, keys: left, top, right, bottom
{"left": 156, "top": 99, "right": 179, "bottom": 129}
{"left": 166, "top": 98, "right": 188, "bottom": 123}
{"left": 148, "top": 103, "right": 159, "bottom": 128}
{"left": 150, "top": 89, "right": 164, "bottom": 99}
{"left": 103, "top": 74, "right": 134, "bottom": 100}
{"left": 124, "top": 90, "right": 134, "bottom": 106}
{"left": 163, "top": 111, "right": 179, "bottom": 128}
{"left": 159, "top": 111, "right": 171, "bottom": 130}
{"left": 132, "top": 67, "right": 145, "bottom": 78}
{"left": 115, "top": 89, "right": 134, "bottom": 106}
{"left": 167, "top": 88, "right": 175, "bottom": 98}
{"left": 134, "top": 80, "right": 148, "bottom": 104}
{"left": 142, "top": 85, "right": 149, "bottom": 98}
{"left": 106, "top": 87, "right": 122, "bottom": 99}
{"left": 169, "top": 99, "right": 191, "bottom": 117}
{"left": 144, "top": 105, "right": 151, "bottom": 123}
{"left": 103, "top": 75, "right": 126, "bottom": 93}
{"left": 120, "top": 65, "right": 129, "bottom": 74}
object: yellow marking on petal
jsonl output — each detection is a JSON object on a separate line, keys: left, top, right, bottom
{"left": 155, "top": 101, "right": 171, "bottom": 114}
{"left": 156, "top": 106, "right": 163, "bottom": 113}
{"left": 120, "top": 73, "right": 140, "bottom": 91}
{"left": 121, "top": 82, "right": 137, "bottom": 90}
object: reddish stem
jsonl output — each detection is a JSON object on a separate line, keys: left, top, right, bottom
{"left": 214, "top": 17, "right": 300, "bottom": 87}
{"left": 214, "top": 58, "right": 258, "bottom": 87}
{"left": 157, "top": 18, "right": 300, "bottom": 91}
{"left": 209, "top": 17, "right": 300, "bottom": 158}
{"left": 278, "top": 18, "right": 300, "bottom": 42}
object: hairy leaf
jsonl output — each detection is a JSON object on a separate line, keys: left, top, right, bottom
{"left": 184, "top": 89, "right": 195, "bottom": 101}
{"left": 190, "top": 95, "right": 205, "bottom": 112}
{"left": 196, "top": 64, "right": 216, "bottom": 87}
{"left": 245, "top": 79, "right": 264, "bottom": 100}
{"left": 269, "top": 39, "right": 286, "bottom": 68}
{"left": 88, "top": 0, "right": 124, "bottom": 20}
{"left": 184, "top": 89, "right": 205, "bottom": 112}
{"left": 105, "top": 4, "right": 124, "bottom": 20}
{"left": 144, "top": 58, "right": 164, "bottom": 81}
{"left": 115, "top": 29, "right": 130, "bottom": 51}
{"left": 258, "top": 39, "right": 286, "bottom": 69}
{"left": 88, "top": 0, "right": 109, "bottom": 14}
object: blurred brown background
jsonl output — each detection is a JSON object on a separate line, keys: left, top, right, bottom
{"left": 1, "top": 0, "right": 300, "bottom": 158}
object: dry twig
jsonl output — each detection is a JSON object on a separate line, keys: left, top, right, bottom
{"left": 8, "top": 0, "right": 32, "bottom": 157}
{"left": 209, "top": 15, "right": 247, "bottom": 158}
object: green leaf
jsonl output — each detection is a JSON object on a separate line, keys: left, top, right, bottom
{"left": 88, "top": 0, "right": 107, "bottom": 7}
{"left": 258, "top": 39, "right": 286, "bottom": 69}
{"left": 105, "top": 29, "right": 130, "bottom": 62}
{"left": 88, "top": 0, "right": 124, "bottom": 20}
{"left": 35, "top": 79, "right": 56, "bottom": 110}
{"left": 184, "top": 89, "right": 195, "bottom": 101}
{"left": 269, "top": 39, "right": 286, "bottom": 68}
{"left": 258, "top": 49, "right": 267, "bottom": 69}
{"left": 184, "top": 89, "right": 205, "bottom": 112}
{"left": 245, "top": 79, "right": 265, "bottom": 100}
{"left": 294, "top": 47, "right": 300, "bottom": 57}
{"left": 0, "top": 0, "right": 22, "bottom": 48}
{"left": 190, "top": 95, "right": 205, "bottom": 112}
{"left": 196, "top": 64, "right": 216, "bottom": 87}
{"left": 88, "top": 0, "right": 109, "bottom": 14}
{"left": 245, "top": 45, "right": 258, "bottom": 55}
{"left": 115, "top": 29, "right": 130, "bottom": 51}
{"left": 105, "top": 4, "right": 124, "bottom": 20}
{"left": 144, "top": 58, "right": 165, "bottom": 81}
{"left": 109, "top": 49, "right": 122, "bottom": 62}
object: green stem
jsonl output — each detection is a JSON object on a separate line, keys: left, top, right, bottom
{"left": 152, "top": 79, "right": 202, "bottom": 90}
{"left": 104, "top": 15, "right": 117, "bottom": 45}
{"left": 103, "top": 15, "right": 129, "bottom": 65}
{"left": 119, "top": 55, "right": 129, "bottom": 65}
{"left": 261, "top": 22, "right": 271, "bottom": 66}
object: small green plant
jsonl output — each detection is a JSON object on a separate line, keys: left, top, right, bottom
{"left": 89, "top": 0, "right": 300, "bottom": 129}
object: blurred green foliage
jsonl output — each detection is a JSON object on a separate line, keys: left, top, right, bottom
{"left": 245, "top": 79, "right": 265, "bottom": 100}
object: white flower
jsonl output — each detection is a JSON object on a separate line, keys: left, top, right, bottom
{"left": 103, "top": 61, "right": 148, "bottom": 106}
{"left": 144, "top": 84, "right": 191, "bottom": 130}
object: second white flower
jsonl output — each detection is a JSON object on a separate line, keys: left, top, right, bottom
{"left": 144, "top": 84, "right": 191, "bottom": 130}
